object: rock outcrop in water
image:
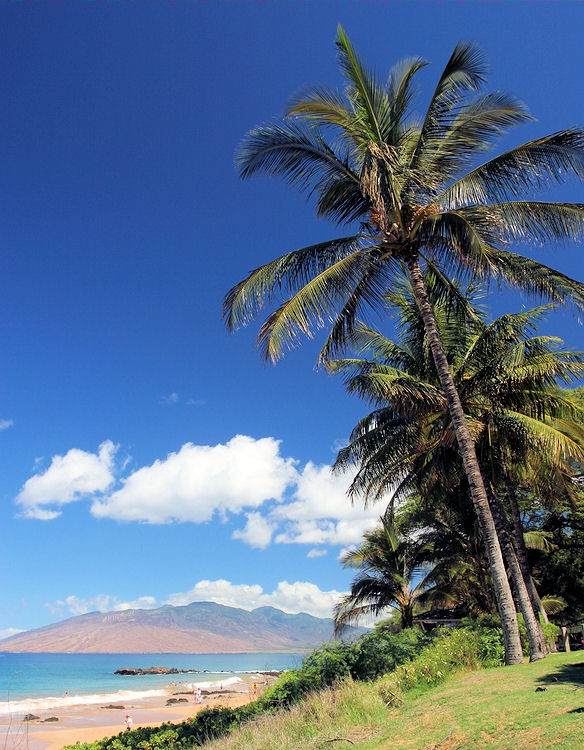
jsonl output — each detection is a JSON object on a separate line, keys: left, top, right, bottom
{"left": 114, "top": 666, "right": 199, "bottom": 676}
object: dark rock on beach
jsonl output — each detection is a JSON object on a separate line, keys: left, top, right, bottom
{"left": 102, "top": 704, "right": 126, "bottom": 710}
{"left": 115, "top": 666, "right": 200, "bottom": 676}
{"left": 23, "top": 714, "right": 40, "bottom": 722}
{"left": 42, "top": 717, "right": 59, "bottom": 722}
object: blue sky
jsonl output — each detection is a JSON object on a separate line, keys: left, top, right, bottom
{"left": 2, "top": 2, "right": 584, "bottom": 640}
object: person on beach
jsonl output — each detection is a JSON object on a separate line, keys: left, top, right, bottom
{"left": 194, "top": 687, "right": 202, "bottom": 704}
{"left": 124, "top": 714, "right": 133, "bottom": 730}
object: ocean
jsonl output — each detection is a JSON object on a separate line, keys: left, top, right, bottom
{"left": 0, "top": 652, "right": 305, "bottom": 716}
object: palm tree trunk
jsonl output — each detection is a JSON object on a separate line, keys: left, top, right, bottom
{"left": 407, "top": 257, "right": 523, "bottom": 665}
{"left": 502, "top": 469, "right": 550, "bottom": 625}
{"left": 487, "top": 489, "right": 546, "bottom": 660}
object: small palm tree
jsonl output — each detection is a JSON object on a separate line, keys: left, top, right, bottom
{"left": 334, "top": 517, "right": 445, "bottom": 633}
{"left": 225, "top": 28, "right": 584, "bottom": 662}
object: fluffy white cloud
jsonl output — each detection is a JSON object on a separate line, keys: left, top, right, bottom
{"left": 49, "top": 579, "right": 346, "bottom": 621}
{"left": 13, "top": 436, "right": 388, "bottom": 550}
{"left": 272, "top": 462, "right": 380, "bottom": 546}
{"left": 167, "top": 580, "right": 345, "bottom": 619}
{"left": 165, "top": 579, "right": 344, "bottom": 619}
{"left": 0, "top": 419, "right": 14, "bottom": 431}
{"left": 166, "top": 580, "right": 265, "bottom": 610}
{"left": 15, "top": 441, "right": 117, "bottom": 520}
{"left": 160, "top": 392, "right": 179, "bottom": 405}
{"left": 232, "top": 512, "right": 276, "bottom": 549}
{"left": 91, "top": 436, "right": 297, "bottom": 523}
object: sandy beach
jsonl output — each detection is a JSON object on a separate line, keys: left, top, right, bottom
{"left": 1, "top": 677, "right": 270, "bottom": 750}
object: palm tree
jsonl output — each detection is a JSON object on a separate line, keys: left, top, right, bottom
{"left": 224, "top": 28, "right": 584, "bottom": 663}
{"left": 331, "top": 273, "right": 584, "bottom": 658}
{"left": 334, "top": 517, "right": 447, "bottom": 633}
{"left": 398, "top": 489, "right": 497, "bottom": 617}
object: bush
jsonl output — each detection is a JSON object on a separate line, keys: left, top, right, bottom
{"left": 377, "top": 627, "right": 499, "bottom": 707}
{"left": 461, "top": 613, "right": 506, "bottom": 666}
{"left": 350, "top": 624, "right": 435, "bottom": 680}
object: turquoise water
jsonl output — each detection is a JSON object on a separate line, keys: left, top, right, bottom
{"left": 0, "top": 652, "right": 304, "bottom": 714}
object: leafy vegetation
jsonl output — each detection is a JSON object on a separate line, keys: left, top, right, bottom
{"left": 377, "top": 627, "right": 494, "bottom": 706}
{"left": 204, "top": 651, "right": 584, "bottom": 750}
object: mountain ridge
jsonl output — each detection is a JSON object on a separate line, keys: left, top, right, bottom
{"left": 0, "top": 601, "right": 366, "bottom": 653}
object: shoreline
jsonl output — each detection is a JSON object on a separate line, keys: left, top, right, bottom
{"left": 1, "top": 675, "right": 272, "bottom": 750}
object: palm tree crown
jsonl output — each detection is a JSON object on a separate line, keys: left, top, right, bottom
{"left": 225, "top": 28, "right": 584, "bottom": 364}
{"left": 334, "top": 517, "right": 437, "bottom": 634}
{"left": 332, "top": 276, "right": 584, "bottom": 509}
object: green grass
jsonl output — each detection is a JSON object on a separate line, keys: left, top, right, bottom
{"left": 202, "top": 651, "right": 584, "bottom": 750}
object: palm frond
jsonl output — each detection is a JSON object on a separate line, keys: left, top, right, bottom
{"left": 438, "top": 128, "right": 584, "bottom": 208}
{"left": 420, "top": 93, "right": 531, "bottom": 185}
{"left": 335, "top": 25, "right": 392, "bottom": 145}
{"left": 223, "top": 236, "right": 362, "bottom": 332}
{"left": 317, "top": 252, "right": 400, "bottom": 365}
{"left": 255, "top": 250, "right": 388, "bottom": 362}
{"left": 523, "top": 530, "right": 557, "bottom": 553}
{"left": 540, "top": 595, "right": 567, "bottom": 615}
{"left": 408, "top": 41, "right": 487, "bottom": 185}
{"left": 457, "top": 202, "right": 584, "bottom": 247}
{"left": 483, "top": 248, "right": 584, "bottom": 311}
{"left": 287, "top": 86, "right": 357, "bottom": 131}
{"left": 236, "top": 118, "right": 360, "bottom": 195}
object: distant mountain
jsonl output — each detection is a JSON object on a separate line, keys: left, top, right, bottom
{"left": 0, "top": 601, "right": 367, "bottom": 653}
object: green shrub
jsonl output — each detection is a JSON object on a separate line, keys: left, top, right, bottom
{"left": 461, "top": 613, "right": 506, "bottom": 666}
{"left": 542, "top": 619, "right": 560, "bottom": 647}
{"left": 350, "top": 624, "right": 435, "bottom": 681}
{"left": 377, "top": 627, "right": 493, "bottom": 706}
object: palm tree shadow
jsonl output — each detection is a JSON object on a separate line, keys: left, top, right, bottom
{"left": 536, "top": 661, "right": 584, "bottom": 688}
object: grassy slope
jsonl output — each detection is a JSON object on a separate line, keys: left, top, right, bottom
{"left": 203, "top": 651, "right": 584, "bottom": 750}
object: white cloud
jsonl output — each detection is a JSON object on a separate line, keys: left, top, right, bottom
{"left": 307, "top": 548, "right": 327, "bottom": 558}
{"left": 232, "top": 512, "right": 276, "bottom": 549}
{"left": 186, "top": 398, "right": 206, "bottom": 407}
{"left": 166, "top": 580, "right": 265, "bottom": 610}
{"left": 91, "top": 435, "right": 297, "bottom": 523}
{"left": 13, "top": 436, "right": 388, "bottom": 550}
{"left": 15, "top": 441, "right": 117, "bottom": 520}
{"left": 0, "top": 419, "right": 14, "bottom": 432}
{"left": 0, "top": 628, "right": 24, "bottom": 641}
{"left": 272, "top": 462, "right": 380, "bottom": 546}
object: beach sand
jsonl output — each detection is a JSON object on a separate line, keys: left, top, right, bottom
{"left": 1, "top": 678, "right": 269, "bottom": 750}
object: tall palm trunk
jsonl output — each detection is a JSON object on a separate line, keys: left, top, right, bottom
{"left": 502, "top": 468, "right": 550, "bottom": 625}
{"left": 487, "top": 489, "right": 546, "bottom": 660}
{"left": 407, "top": 257, "right": 523, "bottom": 665}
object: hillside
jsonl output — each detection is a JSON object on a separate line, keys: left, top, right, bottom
{"left": 204, "top": 651, "right": 584, "bottom": 750}
{"left": 0, "top": 601, "right": 365, "bottom": 653}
